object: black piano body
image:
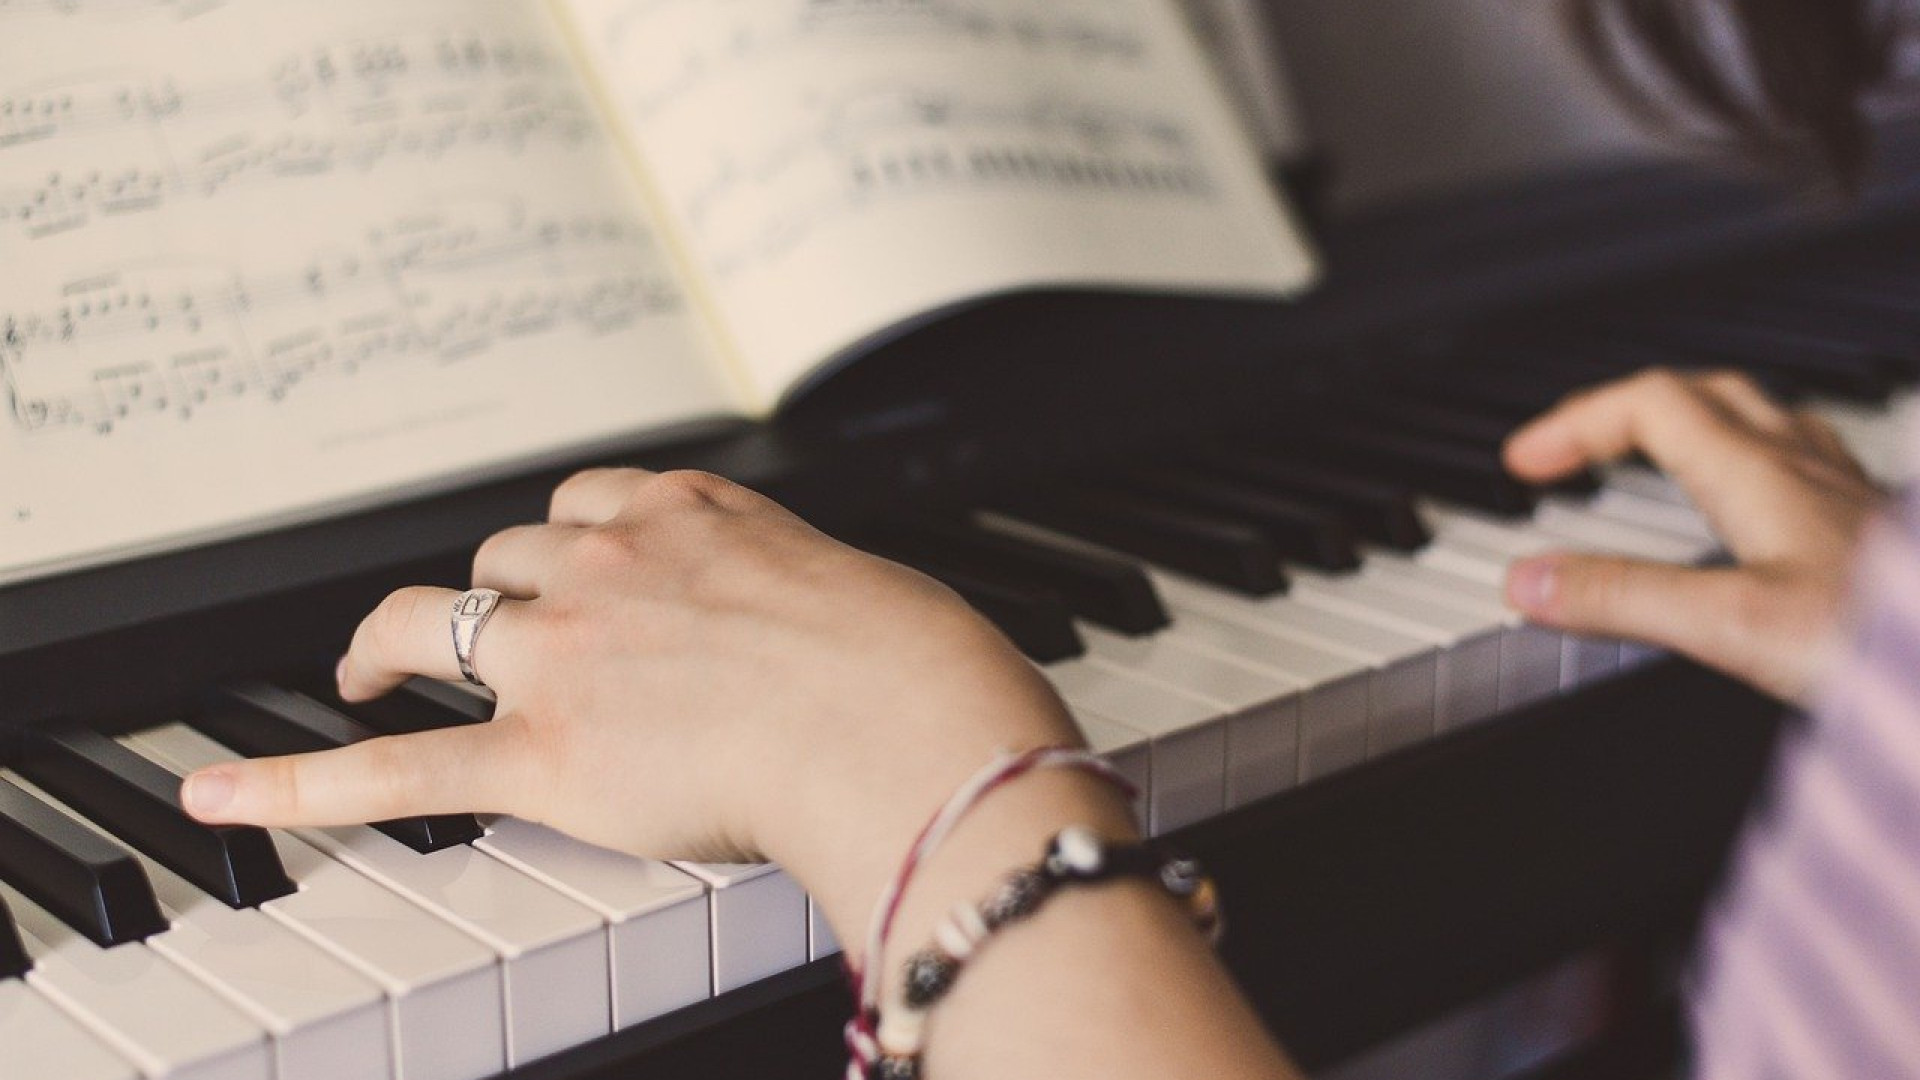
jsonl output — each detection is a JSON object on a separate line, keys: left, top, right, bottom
{"left": 10, "top": 131, "right": 1920, "bottom": 1078}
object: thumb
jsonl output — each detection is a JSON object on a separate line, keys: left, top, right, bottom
{"left": 181, "top": 720, "right": 526, "bottom": 828}
{"left": 1505, "top": 553, "right": 1753, "bottom": 663}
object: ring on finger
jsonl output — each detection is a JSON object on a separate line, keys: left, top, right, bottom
{"left": 451, "top": 588, "right": 504, "bottom": 687}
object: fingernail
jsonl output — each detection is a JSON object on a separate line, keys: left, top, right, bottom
{"left": 1507, "top": 558, "right": 1560, "bottom": 616}
{"left": 183, "top": 770, "right": 235, "bottom": 817}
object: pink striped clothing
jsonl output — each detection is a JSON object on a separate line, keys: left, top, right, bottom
{"left": 1689, "top": 435, "right": 1920, "bottom": 1077}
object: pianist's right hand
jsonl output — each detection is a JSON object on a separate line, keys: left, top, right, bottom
{"left": 177, "top": 467, "right": 1118, "bottom": 952}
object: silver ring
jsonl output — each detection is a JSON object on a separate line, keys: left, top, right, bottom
{"left": 451, "top": 588, "right": 503, "bottom": 687}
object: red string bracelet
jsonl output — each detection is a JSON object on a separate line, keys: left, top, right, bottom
{"left": 842, "top": 746, "right": 1135, "bottom": 1079}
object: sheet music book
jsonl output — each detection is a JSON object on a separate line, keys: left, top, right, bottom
{"left": 0, "top": 0, "right": 1317, "bottom": 585}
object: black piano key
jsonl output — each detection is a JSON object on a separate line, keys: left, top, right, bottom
{"left": 1360, "top": 395, "right": 1602, "bottom": 497}
{"left": 0, "top": 893, "right": 28, "bottom": 979}
{"left": 1183, "top": 449, "right": 1431, "bottom": 551}
{"left": 1356, "top": 397, "right": 1517, "bottom": 449}
{"left": 1397, "top": 375, "right": 1569, "bottom": 429}
{"left": 1260, "top": 426, "right": 1538, "bottom": 517}
{"left": 1608, "top": 321, "right": 1896, "bottom": 402}
{"left": 194, "top": 683, "right": 485, "bottom": 853}
{"left": 1703, "top": 296, "right": 1920, "bottom": 377}
{"left": 1473, "top": 347, "right": 1636, "bottom": 394}
{"left": 865, "top": 518, "right": 1168, "bottom": 635}
{"left": 1121, "top": 468, "right": 1361, "bottom": 572}
{"left": 0, "top": 778, "right": 168, "bottom": 948}
{"left": 991, "top": 487, "right": 1289, "bottom": 596}
{"left": 283, "top": 672, "right": 492, "bottom": 737}
{"left": 864, "top": 543, "right": 1085, "bottom": 662}
{"left": 13, "top": 724, "right": 295, "bottom": 910}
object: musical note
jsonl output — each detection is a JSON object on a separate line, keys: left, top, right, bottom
{"left": 0, "top": 31, "right": 600, "bottom": 241}
{"left": 603, "top": 0, "right": 1150, "bottom": 125}
{"left": 0, "top": 0, "right": 229, "bottom": 23}
{"left": 572, "top": 0, "right": 1217, "bottom": 282}
{"left": 2, "top": 199, "right": 685, "bottom": 435}
{"left": 679, "top": 84, "right": 1212, "bottom": 278}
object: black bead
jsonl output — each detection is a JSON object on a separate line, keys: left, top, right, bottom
{"left": 874, "top": 1055, "right": 921, "bottom": 1080}
{"left": 902, "top": 948, "right": 961, "bottom": 1009}
{"left": 980, "top": 868, "right": 1051, "bottom": 929}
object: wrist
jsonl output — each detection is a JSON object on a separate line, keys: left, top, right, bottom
{"left": 763, "top": 731, "right": 1136, "bottom": 969}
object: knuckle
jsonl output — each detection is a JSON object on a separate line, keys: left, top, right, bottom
{"left": 550, "top": 468, "right": 624, "bottom": 518}
{"left": 260, "top": 756, "right": 305, "bottom": 820}
{"left": 1632, "top": 365, "right": 1686, "bottom": 399}
{"left": 649, "top": 469, "right": 735, "bottom": 509}
{"left": 569, "top": 524, "right": 643, "bottom": 570}
{"left": 471, "top": 528, "right": 517, "bottom": 577}
{"left": 1702, "top": 368, "right": 1758, "bottom": 396}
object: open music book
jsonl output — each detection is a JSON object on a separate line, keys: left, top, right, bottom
{"left": 0, "top": 0, "right": 1316, "bottom": 586}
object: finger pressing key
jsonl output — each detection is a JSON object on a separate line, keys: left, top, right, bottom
{"left": 1503, "top": 369, "right": 1769, "bottom": 508}
{"left": 338, "top": 585, "right": 533, "bottom": 701}
{"left": 182, "top": 718, "right": 529, "bottom": 829}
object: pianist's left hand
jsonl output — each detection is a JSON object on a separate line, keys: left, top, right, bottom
{"left": 1501, "top": 367, "right": 1886, "bottom": 703}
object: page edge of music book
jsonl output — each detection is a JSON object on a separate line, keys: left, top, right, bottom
{"left": 558, "top": 0, "right": 1324, "bottom": 414}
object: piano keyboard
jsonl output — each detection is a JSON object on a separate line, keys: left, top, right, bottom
{"left": 1, "top": 270, "right": 1914, "bottom": 1077}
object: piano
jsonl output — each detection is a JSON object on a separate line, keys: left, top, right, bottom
{"left": 6, "top": 119, "right": 1920, "bottom": 1079}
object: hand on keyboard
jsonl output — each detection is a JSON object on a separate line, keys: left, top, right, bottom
{"left": 179, "top": 467, "right": 1101, "bottom": 955}
{"left": 1502, "top": 367, "right": 1886, "bottom": 703}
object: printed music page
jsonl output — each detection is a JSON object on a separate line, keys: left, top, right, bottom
{"left": 559, "top": 0, "right": 1320, "bottom": 407}
{"left": 0, "top": 0, "right": 739, "bottom": 584}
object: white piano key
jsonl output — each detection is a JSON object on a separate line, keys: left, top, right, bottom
{"left": 1069, "top": 709, "right": 1155, "bottom": 830}
{"left": 127, "top": 726, "right": 608, "bottom": 1070}
{"left": 1814, "top": 398, "right": 1906, "bottom": 481}
{"left": 1602, "top": 466, "right": 1692, "bottom": 507}
{"left": 1151, "top": 572, "right": 1438, "bottom": 758}
{"left": 978, "top": 508, "right": 1376, "bottom": 778}
{"left": 287, "top": 834, "right": 608, "bottom": 1068}
{"left": 0, "top": 979, "right": 141, "bottom": 1080}
{"left": 2, "top": 882, "right": 270, "bottom": 1080}
{"left": 6, "top": 771, "right": 390, "bottom": 1080}
{"left": 1041, "top": 658, "right": 1227, "bottom": 834}
{"left": 1288, "top": 571, "right": 1504, "bottom": 732}
{"left": 666, "top": 862, "right": 806, "bottom": 995}
{"left": 1077, "top": 623, "right": 1302, "bottom": 810}
{"left": 127, "top": 726, "right": 510, "bottom": 1080}
{"left": 668, "top": 857, "right": 802, "bottom": 991}
{"left": 1531, "top": 501, "right": 1714, "bottom": 563}
{"left": 1583, "top": 487, "right": 1717, "bottom": 545}
{"left": 1442, "top": 500, "right": 1717, "bottom": 688}
{"left": 807, "top": 896, "right": 841, "bottom": 961}
{"left": 1148, "top": 605, "right": 1371, "bottom": 781}
{"left": 1364, "top": 554, "right": 1565, "bottom": 711}
{"left": 477, "top": 818, "right": 710, "bottom": 1029}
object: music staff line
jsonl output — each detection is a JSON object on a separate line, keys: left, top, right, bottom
{"left": 1, "top": 106, "right": 599, "bottom": 241}
{"left": 3, "top": 210, "right": 685, "bottom": 435}
{"left": 2, "top": 32, "right": 570, "bottom": 144}
{"left": 0, "top": 0, "right": 229, "bottom": 22}
{"left": 670, "top": 84, "right": 1213, "bottom": 279}
{"left": 597, "top": 0, "right": 1150, "bottom": 125}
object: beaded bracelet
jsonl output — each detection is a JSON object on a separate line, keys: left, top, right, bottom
{"left": 844, "top": 748, "right": 1137, "bottom": 1080}
{"left": 862, "top": 826, "right": 1222, "bottom": 1080}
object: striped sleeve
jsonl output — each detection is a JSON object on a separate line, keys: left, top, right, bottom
{"left": 1687, "top": 444, "right": 1920, "bottom": 1078}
